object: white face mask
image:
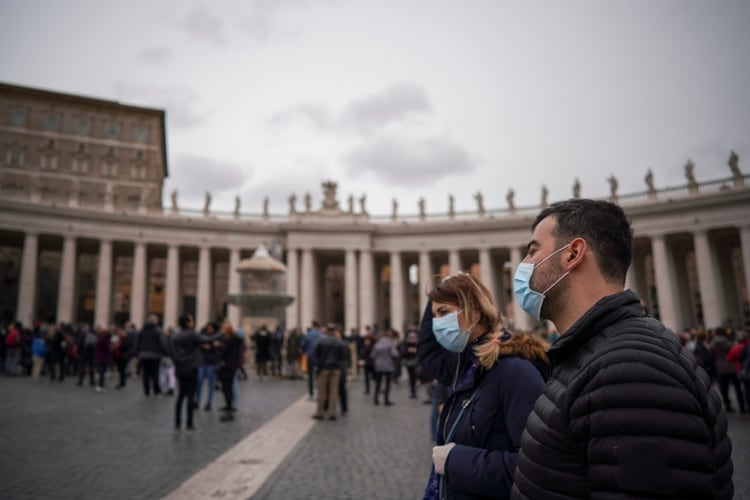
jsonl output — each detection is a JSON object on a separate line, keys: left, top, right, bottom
{"left": 513, "top": 244, "right": 570, "bottom": 321}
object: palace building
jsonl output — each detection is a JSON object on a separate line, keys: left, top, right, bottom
{"left": 1, "top": 82, "right": 749, "bottom": 334}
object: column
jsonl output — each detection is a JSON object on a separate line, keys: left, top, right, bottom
{"left": 479, "top": 248, "right": 497, "bottom": 302}
{"left": 285, "top": 248, "right": 300, "bottom": 330}
{"left": 16, "top": 232, "right": 38, "bottom": 326}
{"left": 418, "top": 250, "right": 432, "bottom": 315}
{"left": 94, "top": 239, "right": 113, "bottom": 327}
{"left": 509, "top": 246, "right": 531, "bottom": 332}
{"left": 390, "top": 251, "right": 405, "bottom": 331}
{"left": 359, "top": 249, "right": 375, "bottom": 329}
{"left": 227, "top": 247, "right": 241, "bottom": 328}
{"left": 741, "top": 226, "right": 750, "bottom": 318}
{"left": 344, "top": 249, "right": 358, "bottom": 332}
{"left": 449, "top": 249, "right": 461, "bottom": 273}
{"left": 130, "top": 241, "right": 147, "bottom": 328}
{"left": 651, "top": 235, "right": 679, "bottom": 331}
{"left": 693, "top": 230, "right": 723, "bottom": 329}
{"left": 196, "top": 245, "right": 211, "bottom": 328}
{"left": 56, "top": 235, "right": 77, "bottom": 323}
{"left": 300, "top": 248, "right": 315, "bottom": 330}
{"left": 163, "top": 244, "right": 180, "bottom": 330}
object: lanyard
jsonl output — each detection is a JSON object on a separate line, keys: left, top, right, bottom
{"left": 439, "top": 386, "right": 481, "bottom": 499}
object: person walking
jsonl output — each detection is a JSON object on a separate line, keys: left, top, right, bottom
{"left": 285, "top": 327, "right": 303, "bottom": 379}
{"left": 194, "top": 322, "right": 220, "bottom": 411}
{"left": 711, "top": 326, "right": 745, "bottom": 413}
{"left": 170, "top": 314, "right": 221, "bottom": 431}
{"left": 218, "top": 321, "right": 244, "bottom": 422}
{"left": 252, "top": 324, "right": 272, "bottom": 381}
{"left": 726, "top": 327, "right": 749, "bottom": 413}
{"left": 134, "top": 314, "right": 169, "bottom": 396}
{"left": 113, "top": 326, "right": 133, "bottom": 389}
{"left": 358, "top": 333, "right": 375, "bottom": 395}
{"left": 399, "top": 329, "right": 419, "bottom": 399}
{"left": 370, "top": 329, "right": 399, "bottom": 406}
{"left": 511, "top": 199, "right": 733, "bottom": 499}
{"left": 3, "top": 322, "right": 22, "bottom": 375}
{"left": 94, "top": 327, "right": 112, "bottom": 391}
{"left": 311, "top": 325, "right": 348, "bottom": 420}
{"left": 77, "top": 327, "right": 97, "bottom": 387}
{"left": 31, "top": 330, "right": 47, "bottom": 380}
{"left": 301, "top": 320, "right": 323, "bottom": 398}
{"left": 418, "top": 273, "right": 548, "bottom": 499}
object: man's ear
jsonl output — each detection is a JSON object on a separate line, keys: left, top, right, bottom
{"left": 565, "top": 238, "right": 587, "bottom": 270}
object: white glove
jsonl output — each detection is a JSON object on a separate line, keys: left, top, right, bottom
{"left": 432, "top": 442, "right": 456, "bottom": 475}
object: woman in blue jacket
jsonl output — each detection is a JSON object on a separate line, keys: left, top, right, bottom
{"left": 419, "top": 272, "right": 548, "bottom": 499}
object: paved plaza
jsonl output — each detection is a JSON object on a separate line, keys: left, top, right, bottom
{"left": 0, "top": 371, "right": 748, "bottom": 499}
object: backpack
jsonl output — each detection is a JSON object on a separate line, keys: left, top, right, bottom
{"left": 739, "top": 344, "right": 750, "bottom": 382}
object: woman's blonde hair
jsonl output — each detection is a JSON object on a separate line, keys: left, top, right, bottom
{"left": 428, "top": 272, "right": 517, "bottom": 369}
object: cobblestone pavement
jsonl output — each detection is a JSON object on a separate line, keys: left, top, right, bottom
{"left": 0, "top": 371, "right": 748, "bottom": 500}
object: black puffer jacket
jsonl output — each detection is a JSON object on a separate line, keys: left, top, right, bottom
{"left": 512, "top": 290, "right": 734, "bottom": 499}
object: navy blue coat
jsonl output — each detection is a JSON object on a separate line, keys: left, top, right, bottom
{"left": 418, "top": 303, "right": 548, "bottom": 499}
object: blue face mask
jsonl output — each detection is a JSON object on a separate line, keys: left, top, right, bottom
{"left": 432, "top": 311, "right": 472, "bottom": 352}
{"left": 513, "top": 244, "right": 571, "bottom": 321}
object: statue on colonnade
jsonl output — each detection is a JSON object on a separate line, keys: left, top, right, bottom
{"left": 288, "top": 193, "right": 297, "bottom": 214}
{"left": 607, "top": 175, "right": 618, "bottom": 203}
{"left": 506, "top": 189, "right": 515, "bottom": 214}
{"left": 448, "top": 194, "right": 455, "bottom": 219}
{"left": 685, "top": 159, "right": 698, "bottom": 195}
{"left": 572, "top": 178, "right": 581, "bottom": 199}
{"left": 475, "top": 191, "right": 485, "bottom": 216}
{"left": 203, "top": 191, "right": 212, "bottom": 215}
{"left": 729, "top": 151, "right": 744, "bottom": 188}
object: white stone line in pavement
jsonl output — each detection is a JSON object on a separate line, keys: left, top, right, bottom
{"left": 163, "top": 395, "right": 316, "bottom": 500}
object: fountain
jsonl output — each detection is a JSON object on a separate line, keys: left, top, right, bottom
{"left": 227, "top": 245, "right": 294, "bottom": 338}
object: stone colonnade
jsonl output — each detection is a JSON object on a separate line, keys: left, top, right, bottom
{"left": 3, "top": 193, "right": 750, "bottom": 333}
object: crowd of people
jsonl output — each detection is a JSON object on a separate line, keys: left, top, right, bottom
{"left": 2, "top": 198, "right": 748, "bottom": 498}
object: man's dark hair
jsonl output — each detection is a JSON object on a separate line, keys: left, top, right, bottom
{"left": 532, "top": 199, "right": 633, "bottom": 283}
{"left": 178, "top": 314, "right": 193, "bottom": 329}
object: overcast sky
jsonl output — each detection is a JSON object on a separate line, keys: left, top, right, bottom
{"left": 1, "top": 0, "right": 749, "bottom": 216}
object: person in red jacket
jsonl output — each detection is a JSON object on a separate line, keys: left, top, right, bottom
{"left": 726, "top": 327, "right": 749, "bottom": 413}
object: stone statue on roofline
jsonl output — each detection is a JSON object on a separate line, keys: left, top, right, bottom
{"left": 392, "top": 198, "right": 398, "bottom": 221}
{"left": 607, "top": 175, "right": 618, "bottom": 203}
{"left": 506, "top": 189, "right": 515, "bottom": 214}
{"left": 321, "top": 180, "right": 339, "bottom": 210}
{"left": 263, "top": 196, "right": 269, "bottom": 218}
{"left": 475, "top": 191, "right": 485, "bottom": 216}
{"left": 203, "top": 191, "right": 212, "bottom": 215}
{"left": 572, "top": 178, "right": 581, "bottom": 199}
{"left": 448, "top": 194, "right": 455, "bottom": 219}
{"left": 541, "top": 185, "right": 549, "bottom": 208}
{"left": 729, "top": 150, "right": 744, "bottom": 188}
{"left": 645, "top": 168, "right": 656, "bottom": 200}
{"left": 234, "top": 195, "right": 241, "bottom": 217}
{"left": 418, "top": 197, "right": 426, "bottom": 221}
{"left": 304, "top": 192, "right": 312, "bottom": 213}
{"left": 359, "top": 194, "right": 367, "bottom": 215}
{"left": 170, "top": 189, "right": 178, "bottom": 212}
{"left": 348, "top": 194, "right": 354, "bottom": 214}
{"left": 288, "top": 193, "right": 297, "bottom": 214}
{"left": 685, "top": 159, "right": 698, "bottom": 195}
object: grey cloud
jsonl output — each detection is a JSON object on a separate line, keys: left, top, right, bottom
{"left": 134, "top": 46, "right": 173, "bottom": 66}
{"left": 267, "top": 103, "right": 332, "bottom": 129}
{"left": 269, "top": 81, "right": 431, "bottom": 134}
{"left": 183, "top": 6, "right": 227, "bottom": 44}
{"left": 340, "top": 82, "right": 431, "bottom": 134}
{"left": 345, "top": 134, "right": 476, "bottom": 185}
{"left": 171, "top": 154, "right": 249, "bottom": 198}
{"left": 113, "top": 81, "right": 208, "bottom": 129}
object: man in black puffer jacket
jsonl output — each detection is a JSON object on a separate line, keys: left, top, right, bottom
{"left": 511, "top": 199, "right": 733, "bottom": 499}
